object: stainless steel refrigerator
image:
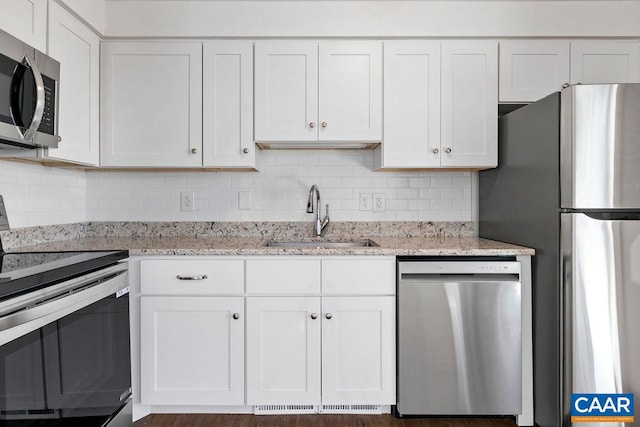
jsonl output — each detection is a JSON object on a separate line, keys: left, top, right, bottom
{"left": 480, "top": 83, "right": 640, "bottom": 427}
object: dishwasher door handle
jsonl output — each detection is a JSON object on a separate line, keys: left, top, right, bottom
{"left": 398, "top": 261, "right": 521, "bottom": 276}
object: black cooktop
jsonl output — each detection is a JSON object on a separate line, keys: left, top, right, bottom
{"left": 0, "top": 250, "right": 129, "bottom": 302}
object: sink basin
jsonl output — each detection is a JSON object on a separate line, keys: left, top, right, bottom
{"left": 264, "top": 239, "right": 378, "bottom": 249}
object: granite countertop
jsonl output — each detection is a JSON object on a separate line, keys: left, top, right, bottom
{"left": 0, "top": 222, "right": 534, "bottom": 256}
{"left": 6, "top": 235, "right": 534, "bottom": 256}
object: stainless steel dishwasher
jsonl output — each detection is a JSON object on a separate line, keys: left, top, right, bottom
{"left": 397, "top": 258, "right": 522, "bottom": 417}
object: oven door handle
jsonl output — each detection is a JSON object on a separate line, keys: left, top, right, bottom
{"left": 19, "top": 55, "right": 46, "bottom": 141}
{"left": 0, "top": 265, "right": 128, "bottom": 347}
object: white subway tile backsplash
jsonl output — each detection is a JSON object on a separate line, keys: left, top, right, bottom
{"left": 1, "top": 149, "right": 474, "bottom": 228}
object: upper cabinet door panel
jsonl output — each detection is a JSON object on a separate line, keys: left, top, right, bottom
{"left": 382, "top": 41, "right": 441, "bottom": 167}
{"left": 318, "top": 42, "right": 382, "bottom": 141}
{"left": 203, "top": 41, "right": 255, "bottom": 168}
{"left": 254, "top": 42, "right": 318, "bottom": 142}
{"left": 47, "top": 2, "right": 100, "bottom": 165}
{"left": 101, "top": 42, "right": 203, "bottom": 167}
{"left": 441, "top": 41, "right": 498, "bottom": 168}
{"left": 0, "top": 0, "right": 47, "bottom": 51}
{"left": 499, "top": 40, "right": 570, "bottom": 102}
{"left": 570, "top": 41, "right": 640, "bottom": 84}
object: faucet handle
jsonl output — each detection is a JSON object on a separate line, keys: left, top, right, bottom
{"left": 325, "top": 204, "right": 329, "bottom": 215}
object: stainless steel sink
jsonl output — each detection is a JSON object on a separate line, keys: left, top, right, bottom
{"left": 264, "top": 239, "right": 378, "bottom": 249}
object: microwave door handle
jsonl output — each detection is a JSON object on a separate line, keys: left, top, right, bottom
{"left": 19, "top": 55, "right": 45, "bottom": 141}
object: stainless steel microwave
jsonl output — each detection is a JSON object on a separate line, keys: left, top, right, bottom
{"left": 0, "top": 29, "right": 61, "bottom": 149}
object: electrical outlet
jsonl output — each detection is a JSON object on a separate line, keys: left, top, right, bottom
{"left": 181, "top": 191, "right": 195, "bottom": 211}
{"left": 359, "top": 193, "right": 372, "bottom": 211}
{"left": 373, "top": 193, "right": 386, "bottom": 212}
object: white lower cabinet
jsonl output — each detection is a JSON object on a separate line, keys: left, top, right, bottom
{"left": 139, "top": 258, "right": 246, "bottom": 406}
{"left": 140, "top": 296, "right": 245, "bottom": 405}
{"left": 321, "top": 296, "right": 395, "bottom": 405}
{"left": 246, "top": 296, "right": 395, "bottom": 407}
{"left": 138, "top": 256, "right": 395, "bottom": 412}
{"left": 245, "top": 257, "right": 396, "bottom": 408}
{"left": 246, "top": 297, "right": 322, "bottom": 405}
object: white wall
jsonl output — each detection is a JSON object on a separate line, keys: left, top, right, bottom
{"left": 86, "top": 150, "right": 472, "bottom": 222}
{"left": 105, "top": 0, "right": 640, "bottom": 38}
{"left": 0, "top": 161, "right": 86, "bottom": 228}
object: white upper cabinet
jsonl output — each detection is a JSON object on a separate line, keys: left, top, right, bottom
{"left": 203, "top": 41, "right": 255, "bottom": 168}
{"left": 47, "top": 2, "right": 100, "bottom": 165}
{"left": 499, "top": 40, "right": 570, "bottom": 102}
{"left": 380, "top": 41, "right": 441, "bottom": 168}
{"left": 441, "top": 41, "right": 498, "bottom": 168}
{"left": 101, "top": 42, "right": 203, "bottom": 167}
{"left": 0, "top": 0, "right": 47, "bottom": 51}
{"left": 254, "top": 41, "right": 382, "bottom": 145}
{"left": 254, "top": 42, "right": 318, "bottom": 142}
{"left": 499, "top": 40, "right": 640, "bottom": 103}
{"left": 318, "top": 42, "right": 382, "bottom": 141}
{"left": 570, "top": 41, "right": 640, "bottom": 85}
{"left": 378, "top": 40, "right": 497, "bottom": 170}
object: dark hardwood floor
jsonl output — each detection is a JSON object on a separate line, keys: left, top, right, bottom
{"left": 134, "top": 414, "right": 518, "bottom": 427}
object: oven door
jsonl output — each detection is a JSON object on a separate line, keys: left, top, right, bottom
{"left": 0, "top": 270, "right": 131, "bottom": 425}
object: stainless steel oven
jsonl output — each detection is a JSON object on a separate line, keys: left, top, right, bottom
{"left": 0, "top": 29, "right": 61, "bottom": 149}
{"left": 0, "top": 250, "right": 131, "bottom": 426}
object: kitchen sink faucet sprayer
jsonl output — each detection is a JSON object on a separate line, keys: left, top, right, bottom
{"left": 307, "top": 184, "right": 330, "bottom": 237}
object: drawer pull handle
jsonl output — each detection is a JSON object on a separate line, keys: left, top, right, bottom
{"left": 176, "top": 275, "right": 208, "bottom": 280}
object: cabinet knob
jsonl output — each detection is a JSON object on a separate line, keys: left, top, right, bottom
{"left": 310, "top": 313, "right": 318, "bottom": 320}
{"left": 309, "top": 122, "right": 316, "bottom": 128}
{"left": 321, "top": 122, "right": 328, "bottom": 128}
{"left": 325, "top": 313, "right": 332, "bottom": 320}
{"left": 191, "top": 148, "right": 198, "bottom": 154}
{"left": 445, "top": 147, "right": 452, "bottom": 154}
{"left": 432, "top": 148, "right": 439, "bottom": 154}
{"left": 233, "top": 313, "right": 240, "bottom": 320}
{"left": 243, "top": 148, "right": 249, "bottom": 154}
{"left": 562, "top": 83, "right": 570, "bottom": 88}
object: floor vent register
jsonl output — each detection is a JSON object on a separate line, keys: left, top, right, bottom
{"left": 254, "top": 404, "right": 382, "bottom": 415}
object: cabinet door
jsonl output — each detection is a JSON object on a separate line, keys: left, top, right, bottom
{"left": 0, "top": 0, "right": 47, "bottom": 51}
{"left": 246, "top": 297, "right": 321, "bottom": 405}
{"left": 570, "top": 41, "right": 640, "bottom": 84}
{"left": 203, "top": 41, "right": 255, "bottom": 168}
{"left": 101, "top": 42, "right": 203, "bottom": 167}
{"left": 499, "top": 40, "right": 570, "bottom": 102}
{"left": 140, "top": 296, "right": 244, "bottom": 405}
{"left": 319, "top": 42, "right": 382, "bottom": 142}
{"left": 254, "top": 42, "right": 318, "bottom": 142}
{"left": 382, "top": 41, "right": 440, "bottom": 167}
{"left": 47, "top": 2, "right": 100, "bottom": 165}
{"left": 321, "top": 296, "right": 395, "bottom": 405}
{"left": 442, "top": 41, "right": 498, "bottom": 168}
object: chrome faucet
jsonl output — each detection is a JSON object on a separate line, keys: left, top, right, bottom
{"left": 306, "top": 184, "right": 330, "bottom": 237}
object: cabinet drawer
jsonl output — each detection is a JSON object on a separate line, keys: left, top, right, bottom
{"left": 322, "top": 258, "right": 395, "bottom": 294}
{"left": 246, "top": 259, "right": 321, "bottom": 294}
{"left": 141, "top": 259, "right": 244, "bottom": 294}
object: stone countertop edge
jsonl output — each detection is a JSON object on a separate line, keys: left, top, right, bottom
{"left": 5, "top": 236, "right": 535, "bottom": 256}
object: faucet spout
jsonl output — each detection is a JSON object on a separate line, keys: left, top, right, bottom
{"left": 306, "top": 185, "right": 330, "bottom": 237}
